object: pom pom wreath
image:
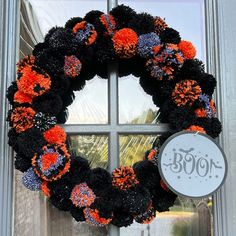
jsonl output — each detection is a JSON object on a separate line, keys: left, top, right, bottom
{"left": 11, "top": 107, "right": 36, "bottom": 133}
{"left": 41, "top": 181, "right": 51, "bottom": 197}
{"left": 186, "top": 125, "right": 206, "bottom": 133}
{"left": 178, "top": 40, "right": 197, "bottom": 59}
{"left": 84, "top": 208, "right": 112, "bottom": 227}
{"left": 73, "top": 21, "right": 97, "bottom": 45}
{"left": 112, "top": 166, "right": 139, "bottom": 190}
{"left": 32, "top": 144, "right": 70, "bottom": 181}
{"left": 70, "top": 183, "right": 96, "bottom": 207}
{"left": 146, "top": 44, "right": 184, "bottom": 80}
{"left": 134, "top": 205, "right": 156, "bottom": 224}
{"left": 160, "top": 28, "right": 181, "bottom": 44}
{"left": 172, "top": 80, "right": 202, "bottom": 106}
{"left": 64, "top": 55, "right": 82, "bottom": 78}
{"left": 22, "top": 167, "right": 42, "bottom": 191}
{"left": 109, "top": 5, "right": 137, "bottom": 29}
{"left": 137, "top": 33, "right": 161, "bottom": 58}
{"left": 99, "top": 14, "right": 116, "bottom": 36}
{"left": 34, "top": 112, "right": 57, "bottom": 131}
{"left": 6, "top": 5, "right": 222, "bottom": 228}
{"left": 43, "top": 125, "right": 66, "bottom": 145}
{"left": 154, "top": 17, "right": 168, "bottom": 34}
{"left": 17, "top": 64, "right": 51, "bottom": 98}
{"left": 112, "top": 28, "right": 138, "bottom": 59}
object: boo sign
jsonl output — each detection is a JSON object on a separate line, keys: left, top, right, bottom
{"left": 158, "top": 131, "right": 227, "bottom": 198}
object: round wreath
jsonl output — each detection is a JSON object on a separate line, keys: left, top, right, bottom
{"left": 7, "top": 5, "right": 221, "bottom": 227}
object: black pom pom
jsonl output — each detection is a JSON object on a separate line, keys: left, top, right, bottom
{"left": 168, "top": 106, "right": 196, "bottom": 131}
{"left": 45, "top": 27, "right": 76, "bottom": 54}
{"left": 177, "top": 59, "right": 205, "bottom": 82}
{"left": 139, "top": 75, "right": 160, "bottom": 96}
{"left": 160, "top": 28, "right": 181, "bottom": 44}
{"left": 6, "top": 82, "right": 18, "bottom": 105}
{"left": 50, "top": 195, "right": 72, "bottom": 211}
{"left": 122, "top": 186, "right": 151, "bottom": 215}
{"left": 133, "top": 160, "right": 161, "bottom": 192}
{"left": 14, "top": 153, "right": 32, "bottom": 172}
{"left": 70, "top": 206, "right": 85, "bottom": 222}
{"left": 110, "top": 5, "right": 137, "bottom": 29}
{"left": 198, "top": 73, "right": 217, "bottom": 96}
{"left": 95, "top": 36, "right": 116, "bottom": 63}
{"left": 68, "top": 156, "right": 91, "bottom": 184}
{"left": 84, "top": 10, "right": 104, "bottom": 25}
{"left": 65, "top": 17, "right": 83, "bottom": 29}
{"left": 111, "top": 211, "right": 133, "bottom": 227}
{"left": 152, "top": 188, "right": 177, "bottom": 212}
{"left": 17, "top": 128, "right": 46, "bottom": 157}
{"left": 70, "top": 78, "right": 86, "bottom": 91}
{"left": 196, "top": 117, "right": 222, "bottom": 138}
{"left": 56, "top": 109, "right": 68, "bottom": 124}
{"left": 87, "top": 168, "right": 112, "bottom": 195}
{"left": 128, "top": 13, "right": 155, "bottom": 35}
{"left": 32, "top": 93, "right": 63, "bottom": 116}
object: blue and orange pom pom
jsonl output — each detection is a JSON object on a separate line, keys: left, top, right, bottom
{"left": 64, "top": 55, "right": 82, "bottom": 78}
{"left": 73, "top": 21, "right": 97, "bottom": 45}
{"left": 99, "top": 14, "right": 116, "bottom": 36}
{"left": 32, "top": 144, "right": 70, "bottom": 181}
{"left": 70, "top": 183, "right": 96, "bottom": 207}
{"left": 84, "top": 208, "right": 112, "bottom": 227}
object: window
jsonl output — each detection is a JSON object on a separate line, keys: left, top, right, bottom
{"left": 12, "top": 0, "right": 214, "bottom": 236}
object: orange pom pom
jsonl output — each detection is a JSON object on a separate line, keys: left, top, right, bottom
{"left": 14, "top": 91, "right": 33, "bottom": 104}
{"left": 112, "top": 28, "right": 138, "bottom": 58}
{"left": 11, "top": 107, "right": 36, "bottom": 133}
{"left": 17, "top": 65, "right": 51, "bottom": 98}
{"left": 178, "top": 40, "right": 196, "bottom": 59}
{"left": 186, "top": 125, "right": 206, "bottom": 133}
{"left": 43, "top": 125, "right": 67, "bottom": 145}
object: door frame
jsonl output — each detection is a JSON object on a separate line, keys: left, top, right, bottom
{"left": 0, "top": 0, "right": 235, "bottom": 235}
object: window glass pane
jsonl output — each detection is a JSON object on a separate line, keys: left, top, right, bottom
{"left": 119, "top": 134, "right": 157, "bottom": 166}
{"left": 119, "top": 76, "right": 158, "bottom": 124}
{"left": 20, "top": 0, "right": 108, "bottom": 125}
{"left": 118, "top": 0, "right": 206, "bottom": 125}
{"left": 66, "top": 78, "right": 108, "bottom": 124}
{"left": 69, "top": 135, "right": 108, "bottom": 169}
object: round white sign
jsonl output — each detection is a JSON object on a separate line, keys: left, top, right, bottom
{"left": 158, "top": 131, "right": 227, "bottom": 198}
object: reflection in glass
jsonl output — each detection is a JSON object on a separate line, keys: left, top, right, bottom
{"left": 119, "top": 135, "right": 157, "bottom": 166}
{"left": 69, "top": 135, "right": 108, "bottom": 169}
{"left": 119, "top": 76, "right": 158, "bottom": 124}
{"left": 66, "top": 78, "right": 108, "bottom": 124}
